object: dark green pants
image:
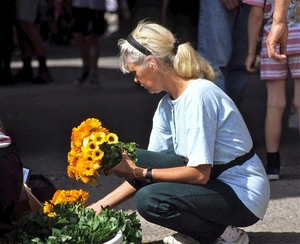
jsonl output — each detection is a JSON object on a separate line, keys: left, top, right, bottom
{"left": 127, "top": 149, "right": 258, "bottom": 244}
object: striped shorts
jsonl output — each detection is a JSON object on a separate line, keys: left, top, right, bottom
{"left": 260, "top": 54, "right": 300, "bottom": 80}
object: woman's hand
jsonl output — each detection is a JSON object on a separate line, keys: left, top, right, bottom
{"left": 87, "top": 181, "right": 137, "bottom": 216}
{"left": 87, "top": 200, "right": 107, "bottom": 216}
{"left": 106, "top": 149, "right": 144, "bottom": 179}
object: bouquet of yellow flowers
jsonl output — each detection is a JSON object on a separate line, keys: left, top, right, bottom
{"left": 67, "top": 118, "right": 138, "bottom": 186}
{"left": 6, "top": 189, "right": 142, "bottom": 244}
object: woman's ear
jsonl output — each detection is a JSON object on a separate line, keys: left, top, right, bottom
{"left": 147, "top": 56, "right": 157, "bottom": 70}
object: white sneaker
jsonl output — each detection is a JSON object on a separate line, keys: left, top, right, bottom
{"left": 212, "top": 226, "right": 249, "bottom": 244}
{"left": 163, "top": 233, "right": 199, "bottom": 244}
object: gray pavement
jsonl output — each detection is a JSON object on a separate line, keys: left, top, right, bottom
{"left": 1, "top": 29, "right": 300, "bottom": 243}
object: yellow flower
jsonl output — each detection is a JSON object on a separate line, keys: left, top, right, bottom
{"left": 94, "top": 131, "right": 107, "bottom": 145}
{"left": 93, "top": 162, "right": 101, "bottom": 170}
{"left": 82, "top": 118, "right": 102, "bottom": 131}
{"left": 67, "top": 165, "right": 75, "bottom": 178}
{"left": 51, "top": 189, "right": 89, "bottom": 206}
{"left": 67, "top": 118, "right": 137, "bottom": 186}
{"left": 86, "top": 139, "right": 97, "bottom": 151}
{"left": 76, "top": 157, "right": 96, "bottom": 177}
{"left": 106, "top": 133, "right": 118, "bottom": 144}
{"left": 93, "top": 149, "right": 104, "bottom": 162}
{"left": 44, "top": 201, "right": 54, "bottom": 216}
{"left": 67, "top": 151, "right": 78, "bottom": 166}
{"left": 43, "top": 190, "right": 89, "bottom": 217}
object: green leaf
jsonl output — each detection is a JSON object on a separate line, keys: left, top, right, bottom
{"left": 5, "top": 203, "right": 142, "bottom": 244}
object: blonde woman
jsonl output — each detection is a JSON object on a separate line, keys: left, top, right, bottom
{"left": 89, "top": 21, "right": 270, "bottom": 244}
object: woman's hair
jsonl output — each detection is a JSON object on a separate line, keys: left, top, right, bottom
{"left": 118, "top": 20, "right": 216, "bottom": 81}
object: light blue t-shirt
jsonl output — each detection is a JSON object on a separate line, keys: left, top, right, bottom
{"left": 148, "top": 78, "right": 270, "bottom": 219}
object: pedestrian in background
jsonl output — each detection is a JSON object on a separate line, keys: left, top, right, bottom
{"left": 15, "top": 0, "right": 53, "bottom": 84}
{"left": 88, "top": 20, "right": 270, "bottom": 244}
{"left": 244, "top": 0, "right": 300, "bottom": 180}
{"left": 198, "top": 0, "right": 251, "bottom": 108}
{"left": 69, "top": 0, "right": 107, "bottom": 87}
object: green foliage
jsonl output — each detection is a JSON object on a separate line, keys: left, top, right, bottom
{"left": 5, "top": 205, "right": 142, "bottom": 244}
{"left": 99, "top": 142, "right": 138, "bottom": 173}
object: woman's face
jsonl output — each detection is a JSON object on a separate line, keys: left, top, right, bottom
{"left": 127, "top": 61, "right": 162, "bottom": 94}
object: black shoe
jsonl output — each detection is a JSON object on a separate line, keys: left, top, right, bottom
{"left": 266, "top": 167, "right": 280, "bottom": 180}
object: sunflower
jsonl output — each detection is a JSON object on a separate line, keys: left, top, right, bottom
{"left": 67, "top": 118, "right": 138, "bottom": 186}
{"left": 94, "top": 131, "right": 107, "bottom": 145}
{"left": 106, "top": 133, "right": 118, "bottom": 144}
{"left": 93, "top": 149, "right": 104, "bottom": 162}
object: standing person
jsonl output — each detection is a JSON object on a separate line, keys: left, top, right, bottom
{"left": 15, "top": 0, "right": 53, "bottom": 84}
{"left": 244, "top": 0, "right": 300, "bottom": 180}
{"left": 266, "top": 0, "right": 290, "bottom": 62}
{"left": 197, "top": 0, "right": 251, "bottom": 108}
{"left": 88, "top": 21, "right": 270, "bottom": 244}
{"left": 70, "top": 0, "right": 106, "bottom": 87}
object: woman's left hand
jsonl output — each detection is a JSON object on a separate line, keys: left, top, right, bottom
{"left": 106, "top": 149, "right": 143, "bottom": 179}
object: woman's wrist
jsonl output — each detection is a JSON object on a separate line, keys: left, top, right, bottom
{"left": 133, "top": 167, "right": 147, "bottom": 179}
{"left": 133, "top": 167, "right": 153, "bottom": 182}
{"left": 145, "top": 168, "right": 153, "bottom": 183}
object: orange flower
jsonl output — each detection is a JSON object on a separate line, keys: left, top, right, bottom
{"left": 67, "top": 118, "right": 137, "bottom": 186}
{"left": 67, "top": 118, "right": 112, "bottom": 184}
{"left": 43, "top": 189, "right": 89, "bottom": 217}
{"left": 51, "top": 189, "right": 89, "bottom": 205}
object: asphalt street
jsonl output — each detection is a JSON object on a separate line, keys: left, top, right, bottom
{"left": 1, "top": 24, "right": 299, "bottom": 244}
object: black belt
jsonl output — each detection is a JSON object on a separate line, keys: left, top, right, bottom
{"left": 210, "top": 148, "right": 255, "bottom": 180}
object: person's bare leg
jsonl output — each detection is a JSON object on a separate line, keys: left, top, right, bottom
{"left": 87, "top": 33, "right": 99, "bottom": 87}
{"left": 293, "top": 78, "right": 300, "bottom": 130}
{"left": 265, "top": 79, "right": 286, "bottom": 179}
{"left": 73, "top": 32, "right": 90, "bottom": 84}
{"left": 19, "top": 20, "right": 45, "bottom": 57}
{"left": 19, "top": 20, "right": 52, "bottom": 83}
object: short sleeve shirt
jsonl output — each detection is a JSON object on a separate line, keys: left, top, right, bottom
{"left": 148, "top": 78, "right": 270, "bottom": 219}
{"left": 148, "top": 79, "right": 253, "bottom": 165}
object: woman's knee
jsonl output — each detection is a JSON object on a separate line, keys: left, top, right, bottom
{"left": 134, "top": 187, "right": 153, "bottom": 217}
{"left": 134, "top": 186, "right": 166, "bottom": 222}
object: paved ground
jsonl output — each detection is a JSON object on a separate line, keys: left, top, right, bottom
{"left": 1, "top": 23, "right": 300, "bottom": 244}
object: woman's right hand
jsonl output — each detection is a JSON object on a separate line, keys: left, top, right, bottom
{"left": 87, "top": 181, "right": 137, "bottom": 216}
{"left": 87, "top": 200, "right": 107, "bottom": 216}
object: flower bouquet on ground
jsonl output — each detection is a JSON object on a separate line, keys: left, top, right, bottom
{"left": 67, "top": 118, "right": 138, "bottom": 186}
{"left": 5, "top": 189, "right": 142, "bottom": 244}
